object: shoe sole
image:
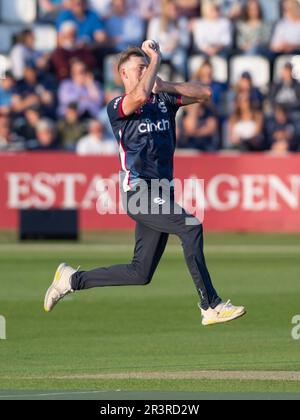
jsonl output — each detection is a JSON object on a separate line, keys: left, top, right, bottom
{"left": 202, "top": 309, "right": 247, "bottom": 326}
{"left": 44, "top": 263, "right": 67, "bottom": 313}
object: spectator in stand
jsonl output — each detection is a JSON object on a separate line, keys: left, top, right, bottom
{"left": 175, "top": 0, "right": 201, "bottom": 19}
{"left": 76, "top": 120, "right": 117, "bottom": 155}
{"left": 215, "top": 0, "right": 246, "bottom": 19}
{"left": 192, "top": 60, "right": 226, "bottom": 111}
{"left": 0, "top": 112, "right": 25, "bottom": 152}
{"left": 105, "top": 0, "right": 145, "bottom": 52}
{"left": 58, "top": 59, "right": 104, "bottom": 118}
{"left": 236, "top": 0, "right": 272, "bottom": 55}
{"left": 0, "top": 72, "right": 17, "bottom": 112}
{"left": 228, "top": 71, "right": 264, "bottom": 112}
{"left": 13, "top": 105, "right": 42, "bottom": 143}
{"left": 10, "top": 30, "right": 40, "bottom": 81}
{"left": 181, "top": 102, "right": 219, "bottom": 151}
{"left": 39, "top": 0, "right": 70, "bottom": 21}
{"left": 57, "top": 102, "right": 86, "bottom": 150}
{"left": 192, "top": 1, "right": 232, "bottom": 57}
{"left": 147, "top": 0, "right": 190, "bottom": 78}
{"left": 13, "top": 62, "right": 56, "bottom": 117}
{"left": 104, "top": 59, "right": 124, "bottom": 103}
{"left": 228, "top": 94, "right": 264, "bottom": 151}
{"left": 57, "top": 0, "right": 107, "bottom": 44}
{"left": 26, "top": 119, "right": 60, "bottom": 151}
{"left": 127, "top": 0, "right": 161, "bottom": 21}
{"left": 266, "top": 105, "right": 297, "bottom": 152}
{"left": 271, "top": 0, "right": 300, "bottom": 54}
{"left": 50, "top": 21, "right": 96, "bottom": 81}
{"left": 269, "top": 62, "right": 300, "bottom": 117}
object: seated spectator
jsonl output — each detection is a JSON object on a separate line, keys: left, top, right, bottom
{"left": 13, "top": 62, "right": 56, "bottom": 117}
{"left": 266, "top": 105, "right": 297, "bottom": 152}
{"left": 13, "top": 105, "right": 42, "bottom": 143}
{"left": 269, "top": 62, "right": 300, "bottom": 117}
{"left": 236, "top": 0, "right": 272, "bottom": 55}
{"left": 192, "top": 2, "right": 232, "bottom": 57}
{"left": 105, "top": 0, "right": 145, "bottom": 52}
{"left": 58, "top": 59, "right": 104, "bottom": 118}
{"left": 50, "top": 21, "right": 97, "bottom": 81}
{"left": 0, "top": 72, "right": 17, "bottom": 112}
{"left": 228, "top": 71, "right": 264, "bottom": 112}
{"left": 215, "top": 0, "right": 246, "bottom": 19}
{"left": 147, "top": 0, "right": 189, "bottom": 77}
{"left": 76, "top": 120, "right": 117, "bottom": 155}
{"left": 0, "top": 112, "right": 25, "bottom": 152}
{"left": 10, "top": 30, "right": 40, "bottom": 81}
{"left": 175, "top": 0, "right": 201, "bottom": 19}
{"left": 192, "top": 59, "right": 226, "bottom": 110}
{"left": 180, "top": 103, "right": 219, "bottom": 151}
{"left": 228, "top": 94, "right": 264, "bottom": 151}
{"left": 26, "top": 119, "right": 60, "bottom": 151}
{"left": 39, "top": 0, "right": 69, "bottom": 21}
{"left": 57, "top": 0, "right": 107, "bottom": 44}
{"left": 127, "top": 0, "right": 161, "bottom": 20}
{"left": 271, "top": 0, "right": 300, "bottom": 54}
{"left": 57, "top": 102, "right": 86, "bottom": 149}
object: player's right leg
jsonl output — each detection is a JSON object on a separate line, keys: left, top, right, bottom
{"left": 44, "top": 223, "right": 168, "bottom": 312}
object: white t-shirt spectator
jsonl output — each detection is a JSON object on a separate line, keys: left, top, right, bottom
{"left": 76, "top": 135, "right": 117, "bottom": 155}
{"left": 192, "top": 17, "right": 232, "bottom": 52}
{"left": 271, "top": 18, "right": 300, "bottom": 50}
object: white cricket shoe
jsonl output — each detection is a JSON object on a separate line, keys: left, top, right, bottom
{"left": 199, "top": 300, "right": 246, "bottom": 326}
{"left": 44, "top": 263, "right": 77, "bottom": 312}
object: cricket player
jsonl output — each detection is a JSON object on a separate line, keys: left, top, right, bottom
{"left": 44, "top": 40, "right": 246, "bottom": 325}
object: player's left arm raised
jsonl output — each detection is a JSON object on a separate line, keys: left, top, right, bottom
{"left": 153, "top": 76, "right": 212, "bottom": 106}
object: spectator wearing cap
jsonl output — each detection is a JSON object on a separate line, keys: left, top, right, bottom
{"left": 0, "top": 112, "right": 25, "bottom": 152}
{"left": 13, "top": 62, "right": 56, "bottom": 117}
{"left": 105, "top": 0, "right": 145, "bottom": 52}
{"left": 50, "top": 21, "right": 97, "bottom": 81}
{"left": 26, "top": 119, "right": 60, "bottom": 151}
{"left": 181, "top": 102, "right": 219, "bottom": 151}
{"left": 236, "top": 0, "right": 272, "bottom": 55}
{"left": 228, "top": 71, "right": 264, "bottom": 113}
{"left": 192, "top": 1, "right": 233, "bottom": 57}
{"left": 57, "top": 102, "right": 86, "bottom": 149}
{"left": 58, "top": 59, "right": 104, "bottom": 118}
{"left": 10, "top": 30, "right": 40, "bottom": 81}
{"left": 271, "top": 0, "right": 300, "bottom": 54}
{"left": 13, "top": 105, "right": 42, "bottom": 143}
{"left": 269, "top": 62, "right": 300, "bottom": 117}
{"left": 228, "top": 94, "right": 264, "bottom": 151}
{"left": 147, "top": 0, "right": 189, "bottom": 78}
{"left": 76, "top": 119, "right": 117, "bottom": 155}
{"left": 57, "top": 0, "right": 107, "bottom": 44}
{"left": 0, "top": 72, "right": 17, "bottom": 112}
{"left": 266, "top": 105, "right": 297, "bottom": 152}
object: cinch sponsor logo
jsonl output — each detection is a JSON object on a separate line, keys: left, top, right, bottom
{"left": 138, "top": 119, "right": 170, "bottom": 133}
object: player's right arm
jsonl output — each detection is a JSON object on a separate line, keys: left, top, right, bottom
{"left": 121, "top": 42, "right": 161, "bottom": 116}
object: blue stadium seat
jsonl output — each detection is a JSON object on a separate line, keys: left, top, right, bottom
{"left": 0, "top": 0, "right": 37, "bottom": 24}
{"left": 0, "top": 24, "right": 25, "bottom": 53}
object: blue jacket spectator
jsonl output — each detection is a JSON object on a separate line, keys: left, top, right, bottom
{"left": 0, "top": 73, "right": 17, "bottom": 112}
{"left": 57, "top": 0, "right": 107, "bottom": 44}
{"left": 105, "top": 0, "right": 145, "bottom": 52}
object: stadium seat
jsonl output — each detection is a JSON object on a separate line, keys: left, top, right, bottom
{"left": 188, "top": 55, "right": 228, "bottom": 84}
{"left": 0, "top": 24, "right": 25, "bottom": 53}
{"left": 33, "top": 25, "right": 57, "bottom": 52}
{"left": 273, "top": 55, "right": 300, "bottom": 82}
{"left": 0, "top": 55, "right": 12, "bottom": 77}
{"left": 230, "top": 55, "right": 270, "bottom": 90}
{"left": 0, "top": 0, "right": 37, "bottom": 24}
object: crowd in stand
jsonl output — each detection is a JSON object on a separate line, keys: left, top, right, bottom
{"left": 1, "top": 0, "right": 300, "bottom": 154}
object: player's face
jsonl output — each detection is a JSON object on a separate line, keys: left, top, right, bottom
{"left": 122, "top": 56, "right": 149, "bottom": 88}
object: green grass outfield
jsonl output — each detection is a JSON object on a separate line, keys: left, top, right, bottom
{"left": 0, "top": 231, "right": 300, "bottom": 399}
